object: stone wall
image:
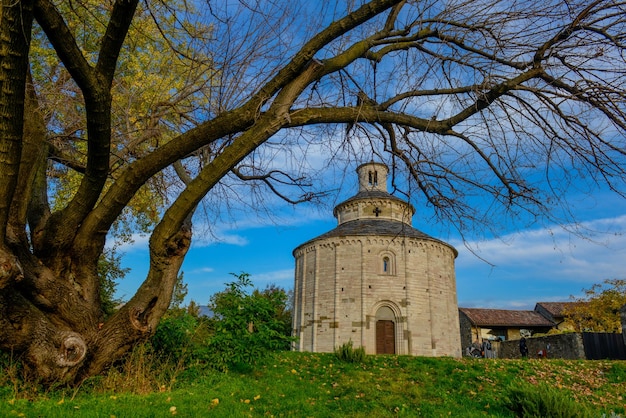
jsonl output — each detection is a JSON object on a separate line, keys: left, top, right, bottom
{"left": 497, "top": 333, "right": 585, "bottom": 359}
{"left": 458, "top": 311, "right": 474, "bottom": 352}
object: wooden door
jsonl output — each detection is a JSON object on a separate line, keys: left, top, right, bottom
{"left": 376, "top": 320, "right": 395, "bottom": 354}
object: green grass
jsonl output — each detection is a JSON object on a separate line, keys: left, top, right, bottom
{"left": 1, "top": 352, "right": 625, "bottom": 417}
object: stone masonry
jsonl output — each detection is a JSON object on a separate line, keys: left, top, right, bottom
{"left": 292, "top": 162, "right": 461, "bottom": 357}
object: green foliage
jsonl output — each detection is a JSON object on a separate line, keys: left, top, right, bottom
{"left": 151, "top": 311, "right": 201, "bottom": 358}
{"left": 504, "top": 383, "right": 592, "bottom": 418}
{"left": 252, "top": 285, "right": 293, "bottom": 348}
{"left": 144, "top": 275, "right": 211, "bottom": 371}
{"left": 31, "top": 0, "right": 214, "bottom": 241}
{"left": 149, "top": 309, "right": 213, "bottom": 377}
{"left": 334, "top": 340, "right": 366, "bottom": 363}
{"left": 206, "top": 273, "right": 294, "bottom": 371}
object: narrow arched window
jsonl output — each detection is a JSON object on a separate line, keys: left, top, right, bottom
{"left": 380, "top": 253, "right": 395, "bottom": 275}
{"left": 368, "top": 170, "right": 378, "bottom": 186}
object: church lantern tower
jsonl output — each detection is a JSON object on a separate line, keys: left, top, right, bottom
{"left": 292, "top": 162, "right": 461, "bottom": 357}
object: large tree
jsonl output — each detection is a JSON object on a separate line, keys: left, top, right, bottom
{"left": 1, "top": 0, "right": 625, "bottom": 384}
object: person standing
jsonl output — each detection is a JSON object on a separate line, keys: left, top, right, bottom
{"left": 482, "top": 339, "right": 493, "bottom": 358}
{"left": 519, "top": 337, "right": 529, "bottom": 358}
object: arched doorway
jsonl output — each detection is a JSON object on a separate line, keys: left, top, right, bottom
{"left": 375, "top": 306, "right": 396, "bottom": 354}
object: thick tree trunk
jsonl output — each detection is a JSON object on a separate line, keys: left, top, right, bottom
{"left": 0, "top": 288, "right": 88, "bottom": 382}
{"left": 0, "top": 220, "right": 191, "bottom": 384}
{"left": 77, "top": 221, "right": 192, "bottom": 381}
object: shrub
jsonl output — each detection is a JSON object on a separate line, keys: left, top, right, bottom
{"left": 149, "top": 307, "right": 214, "bottom": 380}
{"left": 334, "top": 340, "right": 366, "bottom": 363}
{"left": 151, "top": 310, "right": 210, "bottom": 359}
{"left": 206, "top": 273, "right": 294, "bottom": 371}
{"left": 504, "top": 382, "right": 592, "bottom": 418}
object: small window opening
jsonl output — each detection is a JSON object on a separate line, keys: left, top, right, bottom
{"left": 368, "top": 170, "right": 378, "bottom": 186}
{"left": 383, "top": 256, "right": 390, "bottom": 273}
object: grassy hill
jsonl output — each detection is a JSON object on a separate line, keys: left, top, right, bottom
{"left": 2, "top": 352, "right": 625, "bottom": 417}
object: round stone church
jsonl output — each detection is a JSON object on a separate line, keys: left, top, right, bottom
{"left": 292, "top": 162, "right": 461, "bottom": 357}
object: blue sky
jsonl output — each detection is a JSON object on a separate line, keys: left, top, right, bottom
{"left": 106, "top": 1, "right": 626, "bottom": 313}
{"left": 114, "top": 176, "right": 626, "bottom": 311}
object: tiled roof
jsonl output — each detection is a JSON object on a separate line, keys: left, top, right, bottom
{"left": 293, "top": 219, "right": 456, "bottom": 254}
{"left": 459, "top": 307, "right": 555, "bottom": 327}
{"left": 316, "top": 218, "right": 431, "bottom": 240}
{"left": 535, "top": 302, "right": 576, "bottom": 317}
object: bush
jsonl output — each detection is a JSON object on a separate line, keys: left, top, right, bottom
{"left": 151, "top": 310, "right": 210, "bottom": 359}
{"left": 149, "top": 307, "right": 214, "bottom": 380}
{"left": 206, "top": 273, "right": 294, "bottom": 371}
{"left": 334, "top": 340, "right": 366, "bottom": 363}
{"left": 504, "top": 382, "right": 592, "bottom": 418}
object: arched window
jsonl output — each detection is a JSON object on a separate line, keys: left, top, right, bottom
{"left": 380, "top": 253, "right": 395, "bottom": 275}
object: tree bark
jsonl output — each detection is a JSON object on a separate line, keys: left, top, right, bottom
{"left": 0, "top": 0, "right": 33, "bottom": 246}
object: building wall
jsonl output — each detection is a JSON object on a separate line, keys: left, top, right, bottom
{"left": 336, "top": 199, "right": 412, "bottom": 224}
{"left": 534, "top": 304, "right": 575, "bottom": 331}
{"left": 293, "top": 235, "right": 461, "bottom": 357}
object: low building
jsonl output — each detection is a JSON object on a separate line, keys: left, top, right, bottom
{"left": 460, "top": 303, "right": 626, "bottom": 359}
{"left": 534, "top": 302, "right": 579, "bottom": 331}
{"left": 458, "top": 307, "right": 555, "bottom": 352}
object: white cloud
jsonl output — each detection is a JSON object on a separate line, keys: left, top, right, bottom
{"left": 191, "top": 232, "right": 249, "bottom": 248}
{"left": 454, "top": 214, "right": 626, "bottom": 309}
{"left": 252, "top": 269, "right": 294, "bottom": 285}
{"left": 455, "top": 215, "right": 626, "bottom": 280}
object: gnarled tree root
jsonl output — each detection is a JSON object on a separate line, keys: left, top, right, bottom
{"left": 56, "top": 331, "right": 87, "bottom": 367}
